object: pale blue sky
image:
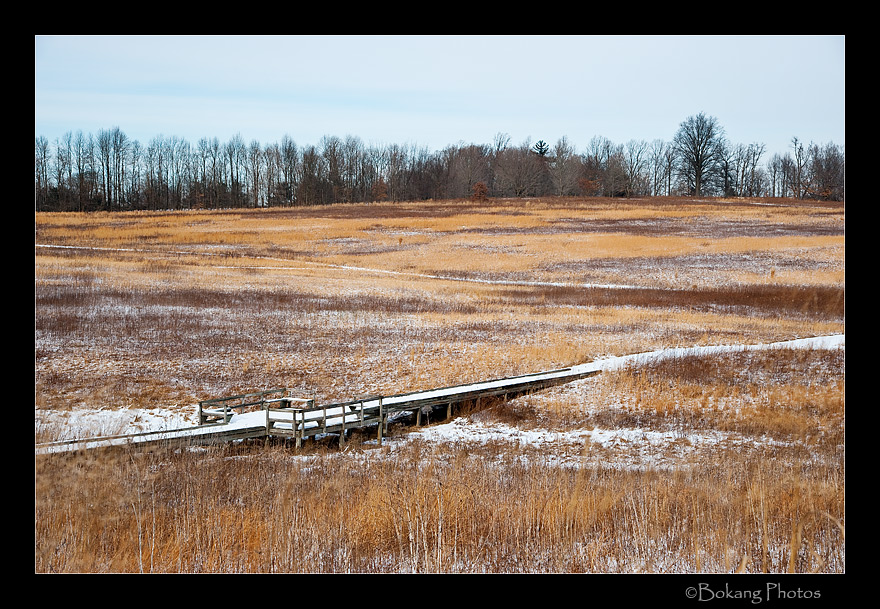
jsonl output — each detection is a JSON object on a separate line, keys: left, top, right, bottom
{"left": 34, "top": 35, "right": 845, "bottom": 160}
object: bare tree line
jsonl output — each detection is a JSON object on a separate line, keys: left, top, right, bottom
{"left": 34, "top": 114, "right": 844, "bottom": 212}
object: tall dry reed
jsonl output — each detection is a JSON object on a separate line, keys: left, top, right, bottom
{"left": 35, "top": 433, "right": 844, "bottom": 573}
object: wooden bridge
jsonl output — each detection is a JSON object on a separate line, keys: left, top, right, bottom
{"left": 35, "top": 364, "right": 602, "bottom": 455}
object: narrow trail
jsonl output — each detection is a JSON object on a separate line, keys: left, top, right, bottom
{"left": 35, "top": 243, "right": 642, "bottom": 290}
{"left": 576, "top": 333, "right": 845, "bottom": 374}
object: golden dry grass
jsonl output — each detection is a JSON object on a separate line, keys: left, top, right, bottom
{"left": 34, "top": 196, "right": 844, "bottom": 573}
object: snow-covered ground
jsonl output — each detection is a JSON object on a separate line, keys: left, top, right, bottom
{"left": 36, "top": 334, "right": 844, "bottom": 466}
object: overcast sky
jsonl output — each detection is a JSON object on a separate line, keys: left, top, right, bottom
{"left": 34, "top": 35, "right": 845, "bottom": 160}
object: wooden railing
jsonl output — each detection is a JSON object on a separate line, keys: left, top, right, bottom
{"left": 198, "top": 388, "right": 296, "bottom": 424}
{"left": 265, "top": 395, "right": 386, "bottom": 448}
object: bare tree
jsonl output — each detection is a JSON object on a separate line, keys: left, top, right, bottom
{"left": 247, "top": 140, "right": 263, "bottom": 207}
{"left": 495, "top": 139, "right": 544, "bottom": 197}
{"left": 167, "top": 135, "right": 190, "bottom": 209}
{"left": 673, "top": 113, "right": 725, "bottom": 197}
{"left": 648, "top": 139, "right": 675, "bottom": 196}
{"left": 489, "top": 132, "right": 511, "bottom": 195}
{"left": 732, "top": 142, "right": 765, "bottom": 197}
{"left": 144, "top": 137, "right": 161, "bottom": 209}
{"left": 492, "top": 132, "right": 511, "bottom": 155}
{"left": 581, "top": 136, "right": 626, "bottom": 197}
{"left": 384, "top": 143, "right": 410, "bottom": 202}
{"left": 225, "top": 134, "right": 247, "bottom": 207}
{"left": 35, "top": 136, "right": 50, "bottom": 210}
{"left": 263, "top": 142, "right": 282, "bottom": 206}
{"left": 622, "top": 139, "right": 650, "bottom": 197}
{"left": 341, "top": 135, "right": 365, "bottom": 203}
{"left": 280, "top": 135, "right": 298, "bottom": 206}
{"left": 96, "top": 128, "right": 114, "bottom": 209}
{"left": 128, "top": 139, "right": 143, "bottom": 208}
{"left": 57, "top": 133, "right": 73, "bottom": 206}
{"left": 112, "top": 128, "right": 129, "bottom": 209}
{"left": 548, "top": 136, "right": 580, "bottom": 196}
{"left": 366, "top": 145, "right": 388, "bottom": 202}
{"left": 72, "top": 131, "right": 94, "bottom": 211}
{"left": 446, "top": 143, "right": 491, "bottom": 199}
{"left": 93, "top": 127, "right": 130, "bottom": 210}
{"left": 805, "top": 141, "right": 845, "bottom": 201}
{"left": 789, "top": 137, "right": 811, "bottom": 199}
{"left": 779, "top": 153, "right": 795, "bottom": 200}
{"left": 320, "top": 135, "right": 345, "bottom": 203}
{"left": 298, "top": 145, "right": 328, "bottom": 205}
{"left": 578, "top": 137, "right": 606, "bottom": 196}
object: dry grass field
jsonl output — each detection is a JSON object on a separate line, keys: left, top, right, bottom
{"left": 34, "top": 196, "right": 844, "bottom": 574}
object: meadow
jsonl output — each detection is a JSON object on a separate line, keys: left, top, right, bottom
{"left": 34, "top": 196, "right": 844, "bottom": 574}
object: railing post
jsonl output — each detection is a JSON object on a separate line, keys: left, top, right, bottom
{"left": 339, "top": 404, "right": 346, "bottom": 448}
{"left": 377, "top": 397, "right": 383, "bottom": 445}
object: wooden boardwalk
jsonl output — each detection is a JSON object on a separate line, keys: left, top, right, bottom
{"left": 34, "top": 334, "right": 846, "bottom": 456}
{"left": 35, "top": 364, "right": 600, "bottom": 455}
